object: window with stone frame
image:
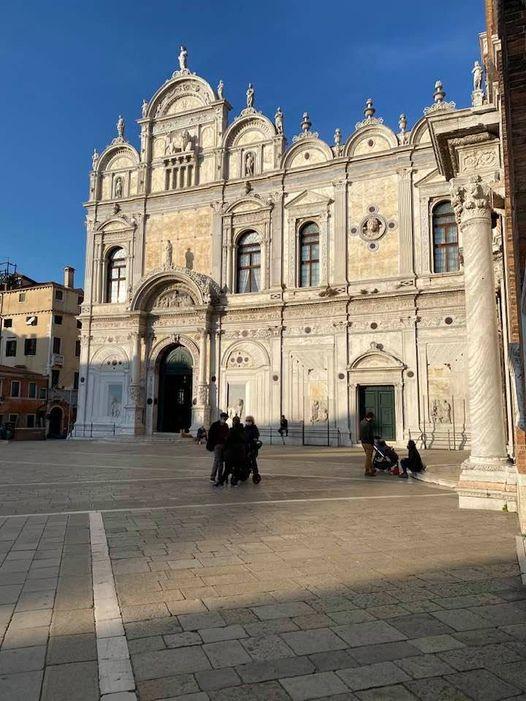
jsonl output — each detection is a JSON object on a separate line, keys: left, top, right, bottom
{"left": 5, "top": 338, "right": 16, "bottom": 357}
{"left": 236, "top": 231, "right": 261, "bottom": 293}
{"left": 106, "top": 247, "right": 127, "bottom": 303}
{"left": 24, "top": 338, "right": 37, "bottom": 356}
{"left": 299, "top": 221, "right": 320, "bottom": 287}
{"left": 432, "top": 201, "right": 459, "bottom": 273}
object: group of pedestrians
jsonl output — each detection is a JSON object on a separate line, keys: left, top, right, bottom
{"left": 359, "top": 411, "right": 425, "bottom": 477}
{"left": 206, "top": 413, "right": 262, "bottom": 486}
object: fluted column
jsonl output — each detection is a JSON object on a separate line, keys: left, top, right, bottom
{"left": 451, "top": 176, "right": 512, "bottom": 507}
{"left": 192, "top": 329, "right": 210, "bottom": 431}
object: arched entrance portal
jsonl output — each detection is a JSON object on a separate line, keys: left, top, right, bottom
{"left": 157, "top": 345, "right": 193, "bottom": 432}
{"left": 48, "top": 406, "right": 63, "bottom": 438}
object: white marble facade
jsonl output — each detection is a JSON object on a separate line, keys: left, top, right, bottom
{"left": 76, "top": 47, "right": 515, "bottom": 498}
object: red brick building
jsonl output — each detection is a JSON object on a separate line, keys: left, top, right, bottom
{"left": 486, "top": 0, "right": 526, "bottom": 530}
{"left": 0, "top": 365, "right": 47, "bottom": 439}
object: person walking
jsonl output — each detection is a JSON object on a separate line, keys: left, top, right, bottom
{"left": 206, "top": 412, "right": 229, "bottom": 484}
{"left": 245, "top": 415, "right": 262, "bottom": 484}
{"left": 223, "top": 416, "right": 246, "bottom": 486}
{"left": 359, "top": 411, "right": 376, "bottom": 476}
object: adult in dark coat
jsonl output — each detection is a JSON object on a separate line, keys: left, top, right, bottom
{"left": 400, "top": 440, "right": 426, "bottom": 478}
{"left": 207, "top": 412, "right": 229, "bottom": 484}
{"left": 244, "top": 415, "right": 261, "bottom": 484}
{"left": 222, "top": 416, "right": 246, "bottom": 485}
{"left": 359, "top": 411, "right": 376, "bottom": 476}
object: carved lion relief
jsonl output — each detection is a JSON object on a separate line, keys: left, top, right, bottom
{"left": 148, "top": 284, "right": 195, "bottom": 311}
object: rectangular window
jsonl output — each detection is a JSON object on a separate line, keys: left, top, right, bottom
{"left": 51, "top": 370, "right": 60, "bottom": 388}
{"left": 5, "top": 339, "right": 17, "bottom": 357}
{"left": 53, "top": 337, "right": 61, "bottom": 354}
{"left": 39, "top": 387, "right": 47, "bottom": 399}
{"left": 54, "top": 315, "right": 63, "bottom": 325}
{"left": 73, "top": 372, "right": 79, "bottom": 390}
{"left": 9, "top": 414, "right": 18, "bottom": 426}
{"left": 26, "top": 415, "right": 36, "bottom": 429}
{"left": 28, "top": 382, "right": 37, "bottom": 398}
{"left": 11, "top": 381, "right": 20, "bottom": 398}
{"left": 3, "top": 318, "right": 12, "bottom": 328}
{"left": 76, "top": 320, "right": 82, "bottom": 329}
{"left": 75, "top": 340, "right": 81, "bottom": 357}
{"left": 55, "top": 289, "right": 63, "bottom": 301}
{"left": 18, "top": 292, "right": 25, "bottom": 302}
{"left": 24, "top": 338, "right": 37, "bottom": 355}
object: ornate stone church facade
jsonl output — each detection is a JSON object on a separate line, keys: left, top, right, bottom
{"left": 76, "top": 43, "right": 519, "bottom": 511}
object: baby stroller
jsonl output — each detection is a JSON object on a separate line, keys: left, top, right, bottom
{"left": 373, "top": 437, "right": 399, "bottom": 473}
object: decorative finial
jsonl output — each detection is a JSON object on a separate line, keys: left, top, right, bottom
{"left": 141, "top": 100, "right": 148, "bottom": 118}
{"left": 178, "top": 45, "right": 188, "bottom": 72}
{"left": 274, "top": 107, "right": 284, "bottom": 135}
{"left": 246, "top": 83, "right": 254, "bottom": 109}
{"left": 334, "top": 128, "right": 342, "bottom": 146}
{"left": 217, "top": 80, "right": 224, "bottom": 100}
{"left": 364, "top": 98, "right": 376, "bottom": 119}
{"left": 117, "top": 115, "right": 125, "bottom": 138}
{"left": 433, "top": 80, "right": 445, "bottom": 104}
{"left": 301, "top": 112, "right": 312, "bottom": 133}
{"left": 398, "top": 114, "right": 407, "bottom": 132}
{"left": 424, "top": 80, "right": 456, "bottom": 115}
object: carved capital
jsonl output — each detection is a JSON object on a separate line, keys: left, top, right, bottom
{"left": 450, "top": 176, "right": 491, "bottom": 227}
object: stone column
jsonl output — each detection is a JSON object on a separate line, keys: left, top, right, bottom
{"left": 397, "top": 168, "right": 414, "bottom": 275}
{"left": 125, "top": 331, "right": 145, "bottom": 435}
{"left": 332, "top": 180, "right": 347, "bottom": 284}
{"left": 192, "top": 329, "right": 210, "bottom": 430}
{"left": 451, "top": 176, "right": 513, "bottom": 508}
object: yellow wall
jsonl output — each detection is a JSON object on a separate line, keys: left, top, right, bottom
{"left": 348, "top": 174, "right": 399, "bottom": 280}
{"left": 145, "top": 207, "right": 213, "bottom": 276}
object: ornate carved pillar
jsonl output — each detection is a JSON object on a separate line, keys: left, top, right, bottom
{"left": 397, "top": 168, "right": 414, "bottom": 275}
{"left": 332, "top": 180, "right": 347, "bottom": 285}
{"left": 193, "top": 329, "right": 210, "bottom": 430}
{"left": 451, "top": 176, "right": 513, "bottom": 507}
{"left": 125, "top": 331, "right": 145, "bottom": 435}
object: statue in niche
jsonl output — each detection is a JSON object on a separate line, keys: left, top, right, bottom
{"left": 162, "top": 239, "right": 173, "bottom": 268}
{"left": 228, "top": 398, "right": 244, "bottom": 421}
{"left": 472, "top": 60, "right": 483, "bottom": 91}
{"left": 185, "top": 248, "right": 194, "bottom": 270}
{"left": 110, "top": 396, "right": 121, "bottom": 418}
{"left": 244, "top": 151, "right": 255, "bottom": 177}
{"left": 246, "top": 83, "right": 254, "bottom": 109}
{"left": 217, "top": 80, "right": 224, "bottom": 99}
{"left": 181, "top": 129, "right": 192, "bottom": 151}
{"left": 361, "top": 216, "right": 385, "bottom": 241}
{"left": 311, "top": 400, "right": 320, "bottom": 423}
{"left": 114, "top": 176, "right": 123, "bottom": 199}
{"left": 178, "top": 45, "right": 188, "bottom": 71}
{"left": 275, "top": 107, "right": 284, "bottom": 134}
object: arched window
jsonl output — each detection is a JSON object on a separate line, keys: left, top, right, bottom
{"left": 236, "top": 231, "right": 261, "bottom": 293}
{"left": 299, "top": 222, "right": 320, "bottom": 287}
{"left": 106, "top": 248, "right": 127, "bottom": 303}
{"left": 432, "top": 201, "right": 459, "bottom": 273}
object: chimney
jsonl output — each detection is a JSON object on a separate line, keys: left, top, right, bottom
{"left": 64, "top": 266, "right": 75, "bottom": 289}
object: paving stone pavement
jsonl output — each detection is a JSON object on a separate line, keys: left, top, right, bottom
{"left": 0, "top": 439, "right": 524, "bottom": 700}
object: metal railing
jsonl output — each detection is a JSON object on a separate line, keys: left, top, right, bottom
{"left": 258, "top": 422, "right": 342, "bottom": 447}
{"left": 70, "top": 423, "right": 117, "bottom": 438}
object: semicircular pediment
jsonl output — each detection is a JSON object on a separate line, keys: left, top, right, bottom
{"left": 129, "top": 266, "right": 222, "bottom": 312}
{"left": 149, "top": 76, "right": 215, "bottom": 119}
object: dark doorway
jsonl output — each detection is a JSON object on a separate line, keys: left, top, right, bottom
{"left": 359, "top": 385, "right": 395, "bottom": 440}
{"left": 157, "top": 345, "right": 193, "bottom": 432}
{"left": 48, "top": 406, "right": 63, "bottom": 438}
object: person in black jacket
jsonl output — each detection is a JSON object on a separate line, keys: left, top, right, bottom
{"left": 400, "top": 440, "right": 426, "bottom": 478}
{"left": 245, "top": 416, "right": 262, "bottom": 484}
{"left": 359, "top": 411, "right": 376, "bottom": 476}
{"left": 278, "top": 415, "right": 288, "bottom": 443}
{"left": 206, "top": 412, "right": 229, "bottom": 484}
{"left": 222, "top": 416, "right": 246, "bottom": 486}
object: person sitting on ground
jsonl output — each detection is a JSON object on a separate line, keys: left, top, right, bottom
{"left": 195, "top": 426, "right": 207, "bottom": 445}
{"left": 399, "top": 439, "right": 426, "bottom": 478}
{"left": 206, "top": 412, "right": 229, "bottom": 484}
{"left": 221, "top": 415, "right": 246, "bottom": 486}
{"left": 244, "top": 415, "right": 262, "bottom": 484}
{"left": 278, "top": 415, "right": 289, "bottom": 441}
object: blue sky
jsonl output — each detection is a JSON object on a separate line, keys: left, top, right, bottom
{"left": 0, "top": 0, "right": 484, "bottom": 286}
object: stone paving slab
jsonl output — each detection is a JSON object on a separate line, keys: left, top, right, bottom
{"left": 0, "top": 440, "right": 523, "bottom": 700}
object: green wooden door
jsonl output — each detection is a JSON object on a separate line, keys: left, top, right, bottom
{"left": 359, "top": 385, "right": 396, "bottom": 440}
